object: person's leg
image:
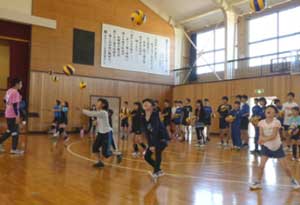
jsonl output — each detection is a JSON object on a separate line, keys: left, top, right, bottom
{"left": 137, "top": 134, "right": 146, "bottom": 150}
{"left": 278, "top": 158, "right": 294, "bottom": 178}
{"left": 292, "top": 139, "right": 297, "bottom": 159}
{"left": 195, "top": 128, "right": 201, "bottom": 144}
{"left": 199, "top": 128, "right": 205, "bottom": 144}
{"left": 93, "top": 133, "right": 104, "bottom": 167}
{"left": 256, "top": 156, "right": 269, "bottom": 182}
{"left": 224, "top": 127, "right": 230, "bottom": 145}
{"left": 231, "top": 128, "right": 236, "bottom": 147}
{"left": 254, "top": 127, "right": 259, "bottom": 151}
{"left": 144, "top": 148, "right": 156, "bottom": 171}
{"left": 206, "top": 125, "right": 210, "bottom": 141}
{"left": 11, "top": 123, "right": 20, "bottom": 150}
{"left": 154, "top": 148, "right": 163, "bottom": 173}
{"left": 236, "top": 130, "right": 242, "bottom": 148}
{"left": 0, "top": 119, "right": 15, "bottom": 151}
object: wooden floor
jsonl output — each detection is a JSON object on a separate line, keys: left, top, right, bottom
{"left": 0, "top": 133, "right": 300, "bottom": 205}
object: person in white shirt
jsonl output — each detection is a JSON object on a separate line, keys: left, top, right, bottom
{"left": 82, "top": 98, "right": 122, "bottom": 168}
{"left": 250, "top": 105, "right": 300, "bottom": 190}
{"left": 282, "top": 92, "right": 298, "bottom": 150}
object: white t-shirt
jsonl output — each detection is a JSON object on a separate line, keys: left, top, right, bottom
{"left": 258, "top": 118, "right": 282, "bottom": 151}
{"left": 82, "top": 109, "right": 112, "bottom": 134}
{"left": 282, "top": 101, "right": 298, "bottom": 125}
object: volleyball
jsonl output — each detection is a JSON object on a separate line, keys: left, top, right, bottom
{"left": 250, "top": 116, "right": 261, "bottom": 126}
{"left": 131, "top": 10, "right": 147, "bottom": 25}
{"left": 63, "top": 64, "right": 75, "bottom": 76}
{"left": 51, "top": 75, "right": 59, "bottom": 82}
{"left": 250, "top": 0, "right": 266, "bottom": 12}
{"left": 79, "top": 81, "right": 87, "bottom": 89}
{"left": 225, "top": 115, "right": 235, "bottom": 123}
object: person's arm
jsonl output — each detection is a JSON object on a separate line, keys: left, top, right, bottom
{"left": 82, "top": 109, "right": 104, "bottom": 118}
{"left": 242, "top": 105, "right": 250, "bottom": 117}
{"left": 13, "top": 103, "right": 19, "bottom": 116}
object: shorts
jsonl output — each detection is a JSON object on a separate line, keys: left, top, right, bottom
{"left": 174, "top": 118, "right": 181, "bottom": 125}
{"left": 283, "top": 125, "right": 290, "bottom": 131}
{"left": 291, "top": 135, "right": 300, "bottom": 140}
{"left": 261, "top": 145, "right": 285, "bottom": 159}
{"left": 121, "top": 118, "right": 129, "bottom": 127}
{"left": 132, "top": 126, "right": 142, "bottom": 135}
{"left": 219, "top": 118, "right": 229, "bottom": 129}
{"left": 240, "top": 118, "right": 249, "bottom": 130}
{"left": 204, "top": 118, "right": 211, "bottom": 126}
{"left": 93, "top": 132, "right": 112, "bottom": 158}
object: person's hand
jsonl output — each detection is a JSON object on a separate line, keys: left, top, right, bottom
{"left": 149, "top": 146, "right": 155, "bottom": 152}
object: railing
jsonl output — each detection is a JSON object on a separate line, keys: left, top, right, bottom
{"left": 173, "top": 49, "right": 300, "bottom": 85}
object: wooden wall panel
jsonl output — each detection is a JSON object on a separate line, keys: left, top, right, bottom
{"left": 28, "top": 71, "right": 172, "bottom": 132}
{"left": 31, "top": 0, "right": 175, "bottom": 85}
{"left": 173, "top": 74, "right": 300, "bottom": 133}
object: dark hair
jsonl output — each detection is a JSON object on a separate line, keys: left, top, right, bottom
{"left": 288, "top": 92, "right": 295, "bottom": 98}
{"left": 142, "top": 98, "right": 155, "bottom": 106}
{"left": 234, "top": 101, "right": 241, "bottom": 105}
{"left": 134, "top": 101, "right": 143, "bottom": 111}
{"left": 164, "top": 99, "right": 170, "bottom": 103}
{"left": 266, "top": 105, "right": 278, "bottom": 113}
{"left": 195, "top": 100, "right": 205, "bottom": 119}
{"left": 56, "top": 100, "right": 61, "bottom": 105}
{"left": 259, "top": 97, "right": 267, "bottom": 105}
{"left": 64, "top": 101, "right": 69, "bottom": 108}
{"left": 292, "top": 106, "right": 300, "bottom": 113}
{"left": 204, "top": 98, "right": 209, "bottom": 102}
{"left": 254, "top": 98, "right": 259, "bottom": 102}
{"left": 178, "top": 100, "right": 183, "bottom": 104}
{"left": 273, "top": 99, "right": 280, "bottom": 104}
{"left": 235, "top": 95, "right": 242, "bottom": 99}
{"left": 222, "top": 96, "right": 229, "bottom": 101}
{"left": 186, "top": 98, "right": 191, "bottom": 103}
{"left": 124, "top": 101, "right": 128, "bottom": 105}
{"left": 11, "top": 78, "right": 22, "bottom": 87}
{"left": 98, "top": 98, "right": 109, "bottom": 110}
{"left": 241, "top": 95, "right": 248, "bottom": 100}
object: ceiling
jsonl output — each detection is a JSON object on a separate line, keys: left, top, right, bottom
{"left": 141, "top": 0, "right": 289, "bottom": 31}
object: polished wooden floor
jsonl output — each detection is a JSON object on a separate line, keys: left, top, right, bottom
{"left": 0, "top": 132, "right": 300, "bottom": 205}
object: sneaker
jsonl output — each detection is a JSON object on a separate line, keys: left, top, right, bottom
{"left": 292, "top": 157, "right": 297, "bottom": 161}
{"left": 242, "top": 143, "right": 249, "bottom": 148}
{"left": 156, "top": 170, "right": 165, "bottom": 177}
{"left": 113, "top": 150, "right": 122, "bottom": 155}
{"left": 64, "top": 136, "right": 70, "bottom": 142}
{"left": 148, "top": 171, "right": 158, "bottom": 183}
{"left": 116, "top": 154, "right": 123, "bottom": 164}
{"left": 250, "top": 150, "right": 259, "bottom": 155}
{"left": 250, "top": 181, "right": 262, "bottom": 190}
{"left": 0, "top": 144, "right": 5, "bottom": 153}
{"left": 291, "top": 179, "right": 300, "bottom": 190}
{"left": 53, "top": 132, "right": 59, "bottom": 137}
{"left": 10, "top": 149, "right": 24, "bottom": 155}
{"left": 93, "top": 161, "right": 104, "bottom": 168}
{"left": 194, "top": 143, "right": 201, "bottom": 147}
{"left": 132, "top": 152, "right": 140, "bottom": 157}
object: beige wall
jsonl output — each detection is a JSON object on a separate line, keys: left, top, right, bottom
{"left": 0, "top": 40, "right": 9, "bottom": 89}
{"left": 0, "top": 0, "right": 32, "bottom": 14}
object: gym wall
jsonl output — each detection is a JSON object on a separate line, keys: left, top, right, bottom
{"left": 173, "top": 74, "right": 300, "bottom": 133}
{"left": 28, "top": 0, "right": 174, "bottom": 132}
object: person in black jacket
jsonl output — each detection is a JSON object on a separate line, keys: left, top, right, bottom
{"left": 130, "top": 102, "right": 146, "bottom": 157}
{"left": 162, "top": 100, "right": 172, "bottom": 139}
{"left": 142, "top": 98, "right": 169, "bottom": 182}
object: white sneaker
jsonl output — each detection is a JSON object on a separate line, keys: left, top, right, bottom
{"left": 53, "top": 132, "right": 59, "bottom": 137}
{"left": 250, "top": 181, "right": 262, "bottom": 190}
{"left": 132, "top": 152, "right": 139, "bottom": 157}
{"left": 156, "top": 170, "right": 165, "bottom": 177}
{"left": 0, "top": 145, "right": 5, "bottom": 153}
{"left": 291, "top": 179, "right": 300, "bottom": 190}
{"left": 148, "top": 171, "right": 158, "bottom": 183}
{"left": 10, "top": 149, "right": 24, "bottom": 155}
{"left": 113, "top": 150, "right": 122, "bottom": 155}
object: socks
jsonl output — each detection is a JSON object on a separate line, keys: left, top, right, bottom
{"left": 292, "top": 144, "right": 297, "bottom": 158}
{"left": 139, "top": 143, "right": 146, "bottom": 149}
{"left": 133, "top": 144, "right": 139, "bottom": 152}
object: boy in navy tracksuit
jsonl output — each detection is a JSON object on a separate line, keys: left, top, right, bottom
{"left": 240, "top": 95, "right": 250, "bottom": 147}
{"left": 229, "top": 101, "right": 242, "bottom": 150}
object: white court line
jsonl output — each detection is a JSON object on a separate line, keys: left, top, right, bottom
{"left": 66, "top": 141, "right": 294, "bottom": 188}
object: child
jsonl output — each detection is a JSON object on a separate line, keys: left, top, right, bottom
{"left": 217, "top": 96, "right": 232, "bottom": 146}
{"left": 250, "top": 105, "right": 300, "bottom": 190}
{"left": 130, "top": 102, "right": 147, "bottom": 157}
{"left": 288, "top": 107, "right": 300, "bottom": 161}
{"left": 235, "top": 95, "right": 242, "bottom": 102}
{"left": 240, "top": 95, "right": 250, "bottom": 147}
{"left": 228, "top": 101, "right": 242, "bottom": 150}
{"left": 54, "top": 101, "right": 69, "bottom": 142}
{"left": 182, "top": 98, "right": 193, "bottom": 140}
{"left": 82, "top": 98, "right": 121, "bottom": 168}
{"left": 0, "top": 78, "right": 24, "bottom": 155}
{"left": 195, "top": 100, "right": 206, "bottom": 146}
{"left": 251, "top": 98, "right": 263, "bottom": 154}
{"left": 120, "top": 101, "right": 130, "bottom": 140}
{"left": 282, "top": 92, "right": 298, "bottom": 151}
{"left": 142, "top": 98, "right": 169, "bottom": 182}
{"left": 203, "top": 99, "right": 213, "bottom": 142}
{"left": 173, "top": 101, "right": 184, "bottom": 141}
{"left": 162, "top": 100, "right": 172, "bottom": 139}
{"left": 49, "top": 100, "right": 61, "bottom": 134}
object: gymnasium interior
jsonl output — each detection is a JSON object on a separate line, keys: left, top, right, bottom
{"left": 0, "top": 0, "right": 300, "bottom": 204}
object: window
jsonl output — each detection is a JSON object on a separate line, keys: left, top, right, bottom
{"left": 196, "top": 27, "right": 225, "bottom": 74}
{"left": 248, "top": 6, "right": 300, "bottom": 66}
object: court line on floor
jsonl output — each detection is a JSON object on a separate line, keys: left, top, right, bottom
{"left": 66, "top": 140, "right": 294, "bottom": 188}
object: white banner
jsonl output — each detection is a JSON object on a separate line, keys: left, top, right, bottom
{"left": 101, "top": 24, "right": 170, "bottom": 75}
